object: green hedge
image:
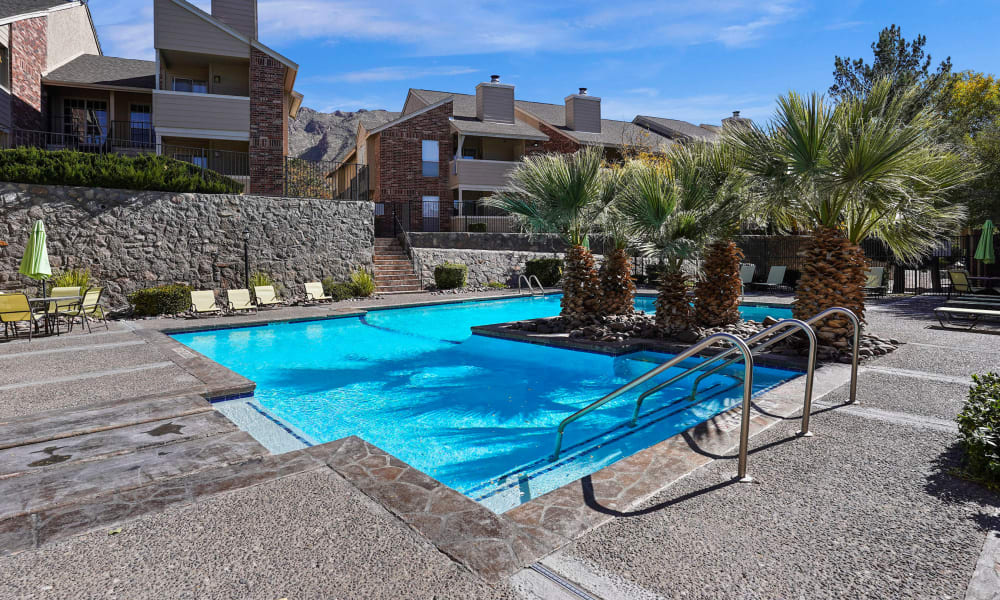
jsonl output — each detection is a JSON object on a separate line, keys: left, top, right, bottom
{"left": 322, "top": 277, "right": 357, "bottom": 301}
{"left": 525, "top": 258, "right": 563, "bottom": 287}
{"left": 434, "top": 263, "right": 467, "bottom": 289}
{"left": 128, "top": 284, "right": 192, "bottom": 316}
{"left": 957, "top": 373, "right": 1000, "bottom": 484}
{"left": 0, "top": 147, "right": 242, "bottom": 194}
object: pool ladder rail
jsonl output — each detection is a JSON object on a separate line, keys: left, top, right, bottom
{"left": 548, "top": 307, "right": 862, "bottom": 483}
{"left": 517, "top": 274, "right": 545, "bottom": 296}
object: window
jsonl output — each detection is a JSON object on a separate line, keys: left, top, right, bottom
{"left": 172, "top": 78, "right": 208, "bottom": 94}
{"left": 0, "top": 42, "right": 9, "bottom": 91}
{"left": 63, "top": 99, "right": 108, "bottom": 145}
{"left": 129, "top": 104, "right": 152, "bottom": 146}
{"left": 174, "top": 153, "right": 207, "bottom": 169}
{"left": 421, "top": 140, "right": 439, "bottom": 177}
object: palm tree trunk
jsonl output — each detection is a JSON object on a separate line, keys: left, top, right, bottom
{"left": 793, "top": 226, "right": 867, "bottom": 348}
{"left": 694, "top": 240, "right": 743, "bottom": 326}
{"left": 655, "top": 261, "right": 693, "bottom": 334}
{"left": 599, "top": 248, "right": 635, "bottom": 316}
{"left": 561, "top": 244, "right": 602, "bottom": 324}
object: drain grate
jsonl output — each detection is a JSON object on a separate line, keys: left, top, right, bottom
{"left": 529, "top": 563, "right": 602, "bottom": 600}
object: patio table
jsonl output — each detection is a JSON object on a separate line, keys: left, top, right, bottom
{"left": 28, "top": 295, "right": 82, "bottom": 336}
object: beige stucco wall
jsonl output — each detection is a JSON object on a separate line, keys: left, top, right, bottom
{"left": 45, "top": 5, "right": 100, "bottom": 72}
{"left": 209, "top": 61, "right": 248, "bottom": 96}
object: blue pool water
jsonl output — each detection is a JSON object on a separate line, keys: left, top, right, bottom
{"left": 173, "top": 295, "right": 798, "bottom": 512}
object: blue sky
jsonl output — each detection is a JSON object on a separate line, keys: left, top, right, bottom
{"left": 88, "top": 0, "right": 1000, "bottom": 124}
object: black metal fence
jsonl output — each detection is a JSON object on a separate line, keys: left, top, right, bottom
{"left": 284, "top": 157, "right": 367, "bottom": 201}
{"left": 374, "top": 199, "right": 520, "bottom": 235}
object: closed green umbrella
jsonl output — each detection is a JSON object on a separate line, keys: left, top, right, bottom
{"left": 974, "top": 219, "right": 995, "bottom": 265}
{"left": 19, "top": 220, "right": 51, "bottom": 296}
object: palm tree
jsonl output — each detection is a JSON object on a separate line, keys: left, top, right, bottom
{"left": 620, "top": 147, "right": 742, "bottom": 335}
{"left": 597, "top": 202, "right": 636, "bottom": 316}
{"left": 726, "top": 78, "right": 973, "bottom": 345}
{"left": 485, "top": 146, "right": 617, "bottom": 324}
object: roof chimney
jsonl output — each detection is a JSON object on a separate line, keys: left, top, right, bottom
{"left": 476, "top": 76, "right": 515, "bottom": 124}
{"left": 212, "top": 0, "right": 258, "bottom": 40}
{"left": 722, "top": 109, "right": 750, "bottom": 129}
{"left": 565, "top": 89, "right": 601, "bottom": 133}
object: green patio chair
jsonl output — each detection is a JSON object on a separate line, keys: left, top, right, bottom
{"left": 739, "top": 264, "right": 756, "bottom": 295}
{"left": 0, "top": 293, "right": 44, "bottom": 341}
{"left": 58, "top": 288, "right": 109, "bottom": 333}
{"left": 46, "top": 286, "right": 82, "bottom": 334}
{"left": 253, "top": 285, "right": 283, "bottom": 309}
{"left": 864, "top": 267, "right": 887, "bottom": 298}
{"left": 303, "top": 281, "right": 332, "bottom": 303}
{"left": 226, "top": 289, "right": 257, "bottom": 314}
{"left": 754, "top": 266, "right": 787, "bottom": 292}
{"left": 189, "top": 290, "right": 224, "bottom": 317}
{"left": 947, "top": 269, "right": 997, "bottom": 298}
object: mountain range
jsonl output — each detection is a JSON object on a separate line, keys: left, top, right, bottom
{"left": 288, "top": 106, "right": 399, "bottom": 164}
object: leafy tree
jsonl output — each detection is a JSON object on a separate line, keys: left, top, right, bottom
{"left": 726, "top": 79, "right": 973, "bottom": 344}
{"left": 485, "top": 146, "right": 617, "bottom": 323}
{"left": 830, "top": 25, "right": 952, "bottom": 118}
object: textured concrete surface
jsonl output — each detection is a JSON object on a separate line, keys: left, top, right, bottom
{"left": 839, "top": 369, "right": 969, "bottom": 420}
{"left": 0, "top": 469, "right": 515, "bottom": 600}
{"left": 559, "top": 410, "right": 998, "bottom": 599}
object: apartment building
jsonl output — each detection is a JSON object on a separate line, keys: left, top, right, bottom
{"left": 333, "top": 76, "right": 727, "bottom": 235}
{"left": 0, "top": 0, "right": 302, "bottom": 195}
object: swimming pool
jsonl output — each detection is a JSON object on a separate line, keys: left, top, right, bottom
{"left": 173, "top": 295, "right": 798, "bottom": 512}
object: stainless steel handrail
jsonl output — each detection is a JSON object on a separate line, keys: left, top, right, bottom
{"left": 517, "top": 274, "right": 543, "bottom": 296}
{"left": 658, "top": 319, "right": 817, "bottom": 436}
{"left": 550, "top": 333, "right": 757, "bottom": 481}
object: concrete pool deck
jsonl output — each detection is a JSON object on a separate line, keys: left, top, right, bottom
{"left": 0, "top": 291, "right": 997, "bottom": 598}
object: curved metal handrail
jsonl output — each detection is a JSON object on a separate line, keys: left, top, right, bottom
{"left": 517, "top": 274, "right": 544, "bottom": 296}
{"left": 628, "top": 307, "right": 859, "bottom": 436}
{"left": 683, "top": 319, "right": 817, "bottom": 435}
{"left": 550, "top": 332, "right": 755, "bottom": 476}
{"left": 528, "top": 274, "right": 544, "bottom": 294}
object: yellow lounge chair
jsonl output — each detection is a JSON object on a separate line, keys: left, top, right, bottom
{"left": 253, "top": 285, "right": 283, "bottom": 309}
{"left": 0, "top": 293, "right": 44, "bottom": 340}
{"left": 190, "top": 290, "right": 224, "bottom": 317}
{"left": 948, "top": 269, "right": 997, "bottom": 298}
{"left": 304, "top": 281, "right": 332, "bottom": 303}
{"left": 58, "top": 288, "right": 109, "bottom": 333}
{"left": 227, "top": 289, "right": 257, "bottom": 314}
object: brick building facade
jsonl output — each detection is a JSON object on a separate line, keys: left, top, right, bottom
{"left": 526, "top": 122, "right": 581, "bottom": 156}
{"left": 248, "top": 47, "right": 288, "bottom": 196}
{"left": 375, "top": 101, "right": 454, "bottom": 233}
{"left": 10, "top": 17, "right": 47, "bottom": 131}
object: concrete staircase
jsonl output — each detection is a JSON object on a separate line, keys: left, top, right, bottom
{"left": 374, "top": 238, "right": 422, "bottom": 294}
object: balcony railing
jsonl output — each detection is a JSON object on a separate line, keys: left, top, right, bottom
{"left": 44, "top": 118, "right": 156, "bottom": 153}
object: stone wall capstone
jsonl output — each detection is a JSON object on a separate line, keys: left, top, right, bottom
{"left": 413, "top": 247, "right": 575, "bottom": 287}
{"left": 0, "top": 182, "right": 374, "bottom": 307}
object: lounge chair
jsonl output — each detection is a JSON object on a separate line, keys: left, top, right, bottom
{"left": 739, "top": 264, "right": 756, "bottom": 295}
{"left": 253, "top": 285, "right": 283, "bottom": 309}
{"left": 0, "top": 293, "right": 44, "bottom": 340}
{"left": 864, "top": 267, "right": 887, "bottom": 298}
{"left": 227, "top": 289, "right": 257, "bottom": 314}
{"left": 948, "top": 269, "right": 998, "bottom": 298}
{"left": 189, "top": 290, "right": 224, "bottom": 317}
{"left": 58, "top": 288, "right": 109, "bottom": 333}
{"left": 934, "top": 305, "right": 1000, "bottom": 330}
{"left": 754, "top": 266, "right": 787, "bottom": 292}
{"left": 303, "top": 281, "right": 332, "bottom": 303}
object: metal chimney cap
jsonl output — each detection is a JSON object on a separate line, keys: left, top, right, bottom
{"left": 579, "top": 87, "right": 588, "bottom": 95}
{"left": 490, "top": 74, "right": 501, "bottom": 83}
{"left": 732, "top": 110, "right": 741, "bottom": 117}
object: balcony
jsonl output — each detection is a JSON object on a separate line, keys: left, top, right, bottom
{"left": 448, "top": 158, "right": 520, "bottom": 190}
{"left": 38, "top": 118, "right": 157, "bottom": 154}
{"left": 152, "top": 90, "right": 249, "bottom": 135}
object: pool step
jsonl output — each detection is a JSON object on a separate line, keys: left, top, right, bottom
{"left": 373, "top": 238, "right": 423, "bottom": 293}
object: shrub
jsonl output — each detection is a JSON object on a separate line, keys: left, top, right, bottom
{"left": 467, "top": 222, "right": 488, "bottom": 233}
{"left": 128, "top": 284, "right": 192, "bottom": 316}
{"left": 525, "top": 258, "right": 563, "bottom": 287}
{"left": 434, "top": 263, "right": 467, "bottom": 289}
{"left": 322, "top": 277, "right": 357, "bottom": 301}
{"left": 957, "top": 373, "right": 1000, "bottom": 484}
{"left": 351, "top": 268, "right": 376, "bottom": 297}
{"left": 249, "top": 271, "right": 285, "bottom": 298}
{"left": 0, "top": 147, "right": 242, "bottom": 193}
{"left": 51, "top": 268, "right": 92, "bottom": 292}
{"left": 486, "top": 281, "right": 508, "bottom": 289}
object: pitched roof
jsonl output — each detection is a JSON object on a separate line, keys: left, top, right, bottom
{"left": 633, "top": 116, "right": 720, "bottom": 142}
{"left": 43, "top": 55, "right": 156, "bottom": 89}
{"left": 0, "top": 0, "right": 75, "bottom": 22}
{"left": 410, "top": 88, "right": 675, "bottom": 150}
{"left": 358, "top": 111, "right": 401, "bottom": 131}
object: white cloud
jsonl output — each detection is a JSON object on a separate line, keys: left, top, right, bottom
{"left": 312, "top": 66, "right": 478, "bottom": 84}
{"left": 601, "top": 92, "right": 776, "bottom": 125}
